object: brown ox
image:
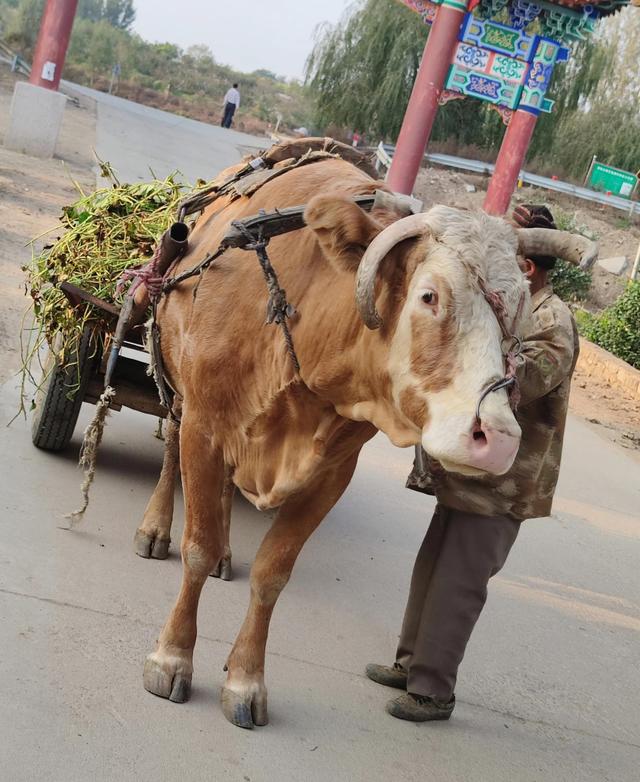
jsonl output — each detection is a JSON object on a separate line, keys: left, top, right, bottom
{"left": 137, "top": 157, "right": 588, "bottom": 728}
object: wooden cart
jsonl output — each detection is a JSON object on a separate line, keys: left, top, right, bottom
{"left": 31, "top": 282, "right": 165, "bottom": 452}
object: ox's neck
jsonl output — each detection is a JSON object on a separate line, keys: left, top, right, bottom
{"left": 293, "top": 281, "right": 420, "bottom": 449}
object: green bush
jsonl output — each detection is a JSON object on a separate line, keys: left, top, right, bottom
{"left": 573, "top": 308, "right": 595, "bottom": 334}
{"left": 543, "top": 208, "right": 594, "bottom": 302}
{"left": 550, "top": 259, "right": 592, "bottom": 302}
{"left": 578, "top": 281, "right": 640, "bottom": 370}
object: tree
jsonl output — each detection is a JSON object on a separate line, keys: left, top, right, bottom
{"left": 77, "top": 0, "right": 135, "bottom": 30}
{"left": 3, "top": 0, "right": 43, "bottom": 54}
{"left": 529, "top": 7, "right": 640, "bottom": 178}
{"left": 185, "top": 44, "right": 213, "bottom": 63}
{"left": 0, "top": 0, "right": 21, "bottom": 28}
{"left": 68, "top": 17, "right": 128, "bottom": 83}
{"left": 305, "top": 0, "right": 504, "bottom": 147}
{"left": 253, "top": 68, "right": 278, "bottom": 81}
{"left": 305, "top": 0, "right": 427, "bottom": 139}
{"left": 104, "top": 0, "right": 135, "bottom": 29}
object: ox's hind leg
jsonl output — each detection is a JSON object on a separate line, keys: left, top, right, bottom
{"left": 222, "top": 452, "right": 360, "bottom": 729}
{"left": 210, "top": 464, "right": 235, "bottom": 581}
{"left": 143, "top": 413, "right": 225, "bottom": 703}
{"left": 134, "top": 403, "right": 182, "bottom": 560}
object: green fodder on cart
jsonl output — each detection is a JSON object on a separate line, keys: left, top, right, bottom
{"left": 21, "top": 167, "right": 198, "bottom": 410}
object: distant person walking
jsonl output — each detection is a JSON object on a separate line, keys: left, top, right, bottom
{"left": 221, "top": 83, "right": 240, "bottom": 128}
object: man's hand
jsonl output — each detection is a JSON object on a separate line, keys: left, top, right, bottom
{"left": 512, "top": 204, "right": 556, "bottom": 230}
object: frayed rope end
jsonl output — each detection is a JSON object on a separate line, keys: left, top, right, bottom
{"left": 65, "top": 386, "right": 116, "bottom": 526}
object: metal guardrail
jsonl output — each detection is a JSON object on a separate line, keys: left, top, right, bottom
{"left": 0, "top": 39, "right": 31, "bottom": 77}
{"left": 375, "top": 142, "right": 640, "bottom": 216}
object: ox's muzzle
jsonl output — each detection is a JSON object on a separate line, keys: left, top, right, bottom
{"left": 464, "top": 419, "right": 520, "bottom": 474}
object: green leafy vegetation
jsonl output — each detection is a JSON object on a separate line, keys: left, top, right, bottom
{"left": 530, "top": 208, "right": 594, "bottom": 303}
{"left": 21, "top": 168, "right": 211, "bottom": 397}
{"left": 549, "top": 260, "right": 592, "bottom": 303}
{"left": 577, "top": 282, "right": 640, "bottom": 370}
{"left": 306, "top": 0, "right": 428, "bottom": 140}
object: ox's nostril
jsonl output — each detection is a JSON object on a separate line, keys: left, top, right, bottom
{"left": 464, "top": 421, "right": 520, "bottom": 475}
{"left": 471, "top": 421, "right": 487, "bottom": 444}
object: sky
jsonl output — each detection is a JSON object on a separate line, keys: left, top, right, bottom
{"left": 131, "top": 0, "right": 353, "bottom": 81}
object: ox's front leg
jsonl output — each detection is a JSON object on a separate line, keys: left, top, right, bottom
{"left": 143, "top": 414, "right": 224, "bottom": 703}
{"left": 134, "top": 405, "right": 181, "bottom": 560}
{"left": 222, "top": 454, "right": 359, "bottom": 729}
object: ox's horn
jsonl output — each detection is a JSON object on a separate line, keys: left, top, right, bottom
{"left": 517, "top": 228, "right": 598, "bottom": 271}
{"left": 356, "top": 213, "right": 430, "bottom": 329}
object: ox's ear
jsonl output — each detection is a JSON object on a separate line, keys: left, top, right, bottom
{"left": 304, "top": 195, "right": 384, "bottom": 272}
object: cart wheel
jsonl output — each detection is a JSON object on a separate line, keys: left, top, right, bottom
{"left": 31, "top": 328, "right": 100, "bottom": 452}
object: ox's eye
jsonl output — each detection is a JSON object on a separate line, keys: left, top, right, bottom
{"left": 421, "top": 290, "right": 438, "bottom": 306}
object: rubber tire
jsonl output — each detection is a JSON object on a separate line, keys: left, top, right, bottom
{"left": 31, "top": 328, "right": 99, "bottom": 452}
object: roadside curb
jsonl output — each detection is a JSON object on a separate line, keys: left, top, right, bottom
{"left": 60, "top": 80, "right": 97, "bottom": 112}
{"left": 577, "top": 338, "right": 640, "bottom": 400}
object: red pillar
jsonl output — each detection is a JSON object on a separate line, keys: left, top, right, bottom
{"left": 29, "top": 0, "right": 78, "bottom": 92}
{"left": 387, "top": 1, "right": 468, "bottom": 195}
{"left": 483, "top": 109, "right": 538, "bottom": 216}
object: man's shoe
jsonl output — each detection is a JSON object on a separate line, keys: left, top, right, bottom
{"left": 386, "top": 692, "right": 455, "bottom": 722}
{"left": 365, "top": 662, "right": 408, "bottom": 690}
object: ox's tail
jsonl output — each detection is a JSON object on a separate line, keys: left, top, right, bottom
{"left": 64, "top": 386, "right": 116, "bottom": 527}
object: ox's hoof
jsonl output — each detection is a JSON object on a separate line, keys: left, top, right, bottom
{"left": 143, "top": 652, "right": 192, "bottom": 703}
{"left": 221, "top": 684, "right": 268, "bottom": 729}
{"left": 210, "top": 556, "right": 233, "bottom": 581}
{"left": 134, "top": 529, "right": 170, "bottom": 560}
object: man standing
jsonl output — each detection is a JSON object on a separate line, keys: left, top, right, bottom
{"left": 221, "top": 83, "right": 240, "bottom": 128}
{"left": 366, "top": 205, "right": 580, "bottom": 722}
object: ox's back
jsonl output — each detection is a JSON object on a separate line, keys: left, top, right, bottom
{"left": 159, "top": 159, "right": 382, "bottom": 407}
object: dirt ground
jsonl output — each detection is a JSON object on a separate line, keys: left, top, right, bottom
{"left": 1, "top": 67, "right": 638, "bottom": 452}
{"left": 569, "top": 365, "right": 640, "bottom": 453}
{"left": 0, "top": 69, "right": 96, "bottom": 386}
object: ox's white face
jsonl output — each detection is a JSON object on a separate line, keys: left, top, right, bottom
{"left": 388, "top": 207, "right": 529, "bottom": 476}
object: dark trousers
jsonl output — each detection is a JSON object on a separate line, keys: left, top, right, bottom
{"left": 221, "top": 102, "right": 236, "bottom": 128}
{"left": 395, "top": 504, "right": 520, "bottom": 701}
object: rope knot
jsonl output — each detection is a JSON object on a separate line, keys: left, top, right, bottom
{"left": 117, "top": 242, "right": 165, "bottom": 303}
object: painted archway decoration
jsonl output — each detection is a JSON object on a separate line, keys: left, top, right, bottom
{"left": 397, "top": 0, "right": 632, "bottom": 122}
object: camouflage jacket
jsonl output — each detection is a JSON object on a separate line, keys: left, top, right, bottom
{"left": 409, "top": 285, "right": 579, "bottom": 521}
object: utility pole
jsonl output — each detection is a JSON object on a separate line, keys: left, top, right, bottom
{"left": 109, "top": 63, "right": 121, "bottom": 95}
{"left": 4, "top": 0, "right": 79, "bottom": 158}
{"left": 386, "top": 0, "right": 469, "bottom": 196}
{"left": 483, "top": 110, "right": 538, "bottom": 216}
{"left": 29, "top": 0, "right": 78, "bottom": 92}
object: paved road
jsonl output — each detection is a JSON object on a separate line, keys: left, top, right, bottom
{"left": 62, "top": 82, "right": 267, "bottom": 184}
{"left": 1, "top": 88, "right": 639, "bottom": 781}
{"left": 2, "top": 382, "right": 639, "bottom": 781}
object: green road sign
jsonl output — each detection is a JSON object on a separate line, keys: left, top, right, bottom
{"left": 588, "top": 162, "right": 638, "bottom": 199}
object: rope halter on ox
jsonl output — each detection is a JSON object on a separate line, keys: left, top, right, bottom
{"left": 474, "top": 278, "right": 525, "bottom": 425}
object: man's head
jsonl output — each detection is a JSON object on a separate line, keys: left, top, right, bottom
{"left": 512, "top": 204, "right": 557, "bottom": 294}
{"left": 232, "top": 83, "right": 239, "bottom": 89}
